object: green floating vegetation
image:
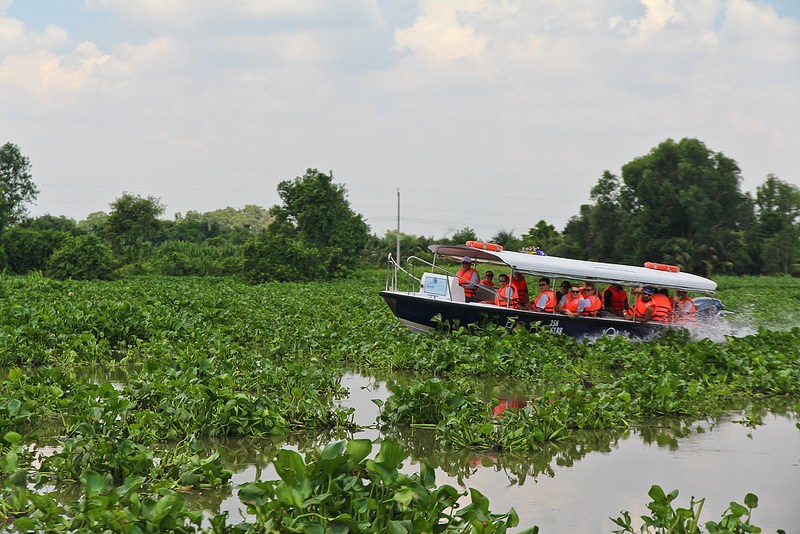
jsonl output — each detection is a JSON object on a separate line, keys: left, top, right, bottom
{"left": 0, "top": 273, "right": 798, "bottom": 531}
{"left": 3, "top": 435, "right": 533, "bottom": 533}
{"left": 611, "top": 484, "right": 779, "bottom": 534}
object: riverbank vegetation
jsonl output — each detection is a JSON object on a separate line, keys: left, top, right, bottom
{"left": 3, "top": 138, "right": 800, "bottom": 282}
{"left": 1, "top": 273, "right": 798, "bottom": 531}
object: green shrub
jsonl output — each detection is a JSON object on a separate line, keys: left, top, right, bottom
{"left": 1, "top": 227, "right": 71, "bottom": 274}
{"left": 46, "top": 235, "right": 117, "bottom": 280}
{"left": 242, "top": 229, "right": 332, "bottom": 282}
{"left": 149, "top": 241, "right": 242, "bottom": 276}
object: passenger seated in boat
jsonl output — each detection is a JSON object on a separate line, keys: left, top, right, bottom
{"left": 474, "top": 269, "right": 496, "bottom": 301}
{"left": 491, "top": 274, "right": 519, "bottom": 308}
{"left": 510, "top": 271, "right": 530, "bottom": 309}
{"left": 603, "top": 284, "right": 629, "bottom": 317}
{"left": 556, "top": 284, "right": 582, "bottom": 314}
{"left": 576, "top": 283, "right": 602, "bottom": 316}
{"left": 556, "top": 280, "right": 572, "bottom": 303}
{"left": 456, "top": 256, "right": 481, "bottom": 303}
{"left": 672, "top": 290, "right": 696, "bottom": 323}
{"left": 560, "top": 282, "right": 602, "bottom": 317}
{"left": 652, "top": 288, "right": 673, "bottom": 321}
{"left": 626, "top": 286, "right": 670, "bottom": 323}
{"left": 532, "top": 277, "right": 556, "bottom": 312}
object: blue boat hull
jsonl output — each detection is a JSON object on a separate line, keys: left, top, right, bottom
{"left": 380, "top": 291, "right": 668, "bottom": 340}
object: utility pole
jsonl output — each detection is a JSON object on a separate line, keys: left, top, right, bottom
{"left": 396, "top": 188, "right": 401, "bottom": 262}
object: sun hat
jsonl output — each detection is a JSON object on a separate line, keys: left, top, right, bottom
{"left": 461, "top": 256, "right": 471, "bottom": 263}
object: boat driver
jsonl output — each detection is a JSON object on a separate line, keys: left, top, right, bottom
{"left": 456, "top": 256, "right": 481, "bottom": 303}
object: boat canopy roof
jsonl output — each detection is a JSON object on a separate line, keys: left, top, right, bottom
{"left": 429, "top": 245, "right": 717, "bottom": 293}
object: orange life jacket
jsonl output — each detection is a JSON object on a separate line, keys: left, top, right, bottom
{"left": 480, "top": 278, "right": 496, "bottom": 288}
{"left": 563, "top": 295, "right": 581, "bottom": 313}
{"left": 581, "top": 295, "right": 603, "bottom": 316}
{"left": 456, "top": 267, "right": 479, "bottom": 299}
{"left": 603, "top": 286, "right": 628, "bottom": 313}
{"left": 510, "top": 276, "right": 528, "bottom": 308}
{"left": 494, "top": 284, "right": 519, "bottom": 308}
{"left": 534, "top": 290, "right": 556, "bottom": 312}
{"left": 493, "top": 396, "right": 525, "bottom": 417}
{"left": 651, "top": 293, "right": 673, "bottom": 322}
{"left": 627, "top": 296, "right": 655, "bottom": 320}
{"left": 673, "top": 297, "right": 696, "bottom": 324}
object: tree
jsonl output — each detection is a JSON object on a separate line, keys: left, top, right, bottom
{"left": 750, "top": 175, "right": 800, "bottom": 274}
{"left": 243, "top": 169, "right": 370, "bottom": 281}
{"left": 362, "top": 230, "right": 434, "bottom": 265}
{"left": 104, "top": 193, "right": 165, "bottom": 259}
{"left": 19, "top": 214, "right": 79, "bottom": 233}
{"left": 584, "top": 171, "right": 629, "bottom": 261}
{"left": 78, "top": 211, "right": 110, "bottom": 234}
{"left": 616, "top": 138, "right": 753, "bottom": 271}
{"left": 490, "top": 229, "right": 521, "bottom": 251}
{"left": 197, "top": 205, "right": 272, "bottom": 233}
{"left": 1, "top": 227, "right": 72, "bottom": 274}
{"left": 47, "top": 234, "right": 117, "bottom": 280}
{"left": 448, "top": 227, "right": 478, "bottom": 245}
{"left": 558, "top": 205, "right": 594, "bottom": 260}
{"left": 0, "top": 142, "right": 39, "bottom": 233}
{"left": 520, "top": 220, "right": 563, "bottom": 255}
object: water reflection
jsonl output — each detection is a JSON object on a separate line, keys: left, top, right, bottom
{"left": 189, "top": 372, "right": 798, "bottom": 533}
{"left": 22, "top": 367, "right": 798, "bottom": 533}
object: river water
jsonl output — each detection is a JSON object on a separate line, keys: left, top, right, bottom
{"left": 204, "top": 373, "right": 799, "bottom": 533}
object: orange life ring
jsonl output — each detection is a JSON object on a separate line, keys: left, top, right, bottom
{"left": 465, "top": 240, "right": 504, "bottom": 252}
{"left": 644, "top": 261, "right": 680, "bottom": 273}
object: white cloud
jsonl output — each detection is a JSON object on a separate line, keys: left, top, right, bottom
{"left": 0, "top": 40, "right": 110, "bottom": 98}
{"left": 394, "top": 0, "right": 490, "bottom": 61}
{"left": 0, "top": 18, "right": 70, "bottom": 54}
{"left": 1, "top": 0, "right": 797, "bottom": 236}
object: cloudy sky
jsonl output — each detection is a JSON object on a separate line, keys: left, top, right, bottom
{"left": 2, "top": 0, "right": 798, "bottom": 239}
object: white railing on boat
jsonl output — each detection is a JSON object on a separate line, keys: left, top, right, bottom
{"left": 385, "top": 253, "right": 499, "bottom": 303}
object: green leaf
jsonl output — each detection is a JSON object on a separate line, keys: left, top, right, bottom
{"left": 744, "top": 493, "right": 758, "bottom": 509}
{"left": 346, "top": 439, "right": 372, "bottom": 465}
{"left": 648, "top": 485, "right": 667, "bottom": 503}
{"left": 81, "top": 470, "right": 107, "bottom": 498}
{"left": 469, "top": 487, "right": 491, "bottom": 515}
{"left": 2, "top": 450, "right": 18, "bottom": 474}
{"left": 10, "top": 468, "right": 27, "bottom": 487}
{"left": 274, "top": 449, "right": 307, "bottom": 483}
{"left": 729, "top": 501, "right": 748, "bottom": 516}
{"left": 275, "top": 477, "right": 312, "bottom": 508}
{"left": 6, "top": 399, "right": 21, "bottom": 417}
{"left": 238, "top": 482, "right": 271, "bottom": 507}
{"left": 12, "top": 518, "right": 36, "bottom": 532}
{"left": 375, "top": 439, "right": 404, "bottom": 470}
{"left": 393, "top": 487, "right": 417, "bottom": 510}
{"left": 118, "top": 475, "right": 146, "bottom": 496}
{"left": 420, "top": 461, "right": 436, "bottom": 488}
{"left": 3, "top": 431, "right": 22, "bottom": 445}
{"left": 321, "top": 440, "right": 346, "bottom": 461}
{"left": 388, "top": 520, "right": 411, "bottom": 533}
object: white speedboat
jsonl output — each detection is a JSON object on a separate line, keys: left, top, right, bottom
{"left": 380, "top": 243, "right": 719, "bottom": 340}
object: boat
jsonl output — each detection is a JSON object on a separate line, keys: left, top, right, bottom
{"left": 379, "top": 244, "right": 720, "bottom": 340}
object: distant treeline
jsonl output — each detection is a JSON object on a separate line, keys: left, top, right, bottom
{"left": 0, "top": 169, "right": 370, "bottom": 282}
{"left": 1, "top": 139, "right": 798, "bottom": 281}
{"left": 368, "top": 138, "right": 800, "bottom": 277}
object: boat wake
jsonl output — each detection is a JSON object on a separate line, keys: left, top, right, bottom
{"left": 687, "top": 317, "right": 755, "bottom": 342}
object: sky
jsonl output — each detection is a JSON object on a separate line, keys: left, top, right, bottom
{"left": 1, "top": 0, "right": 798, "bottom": 240}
